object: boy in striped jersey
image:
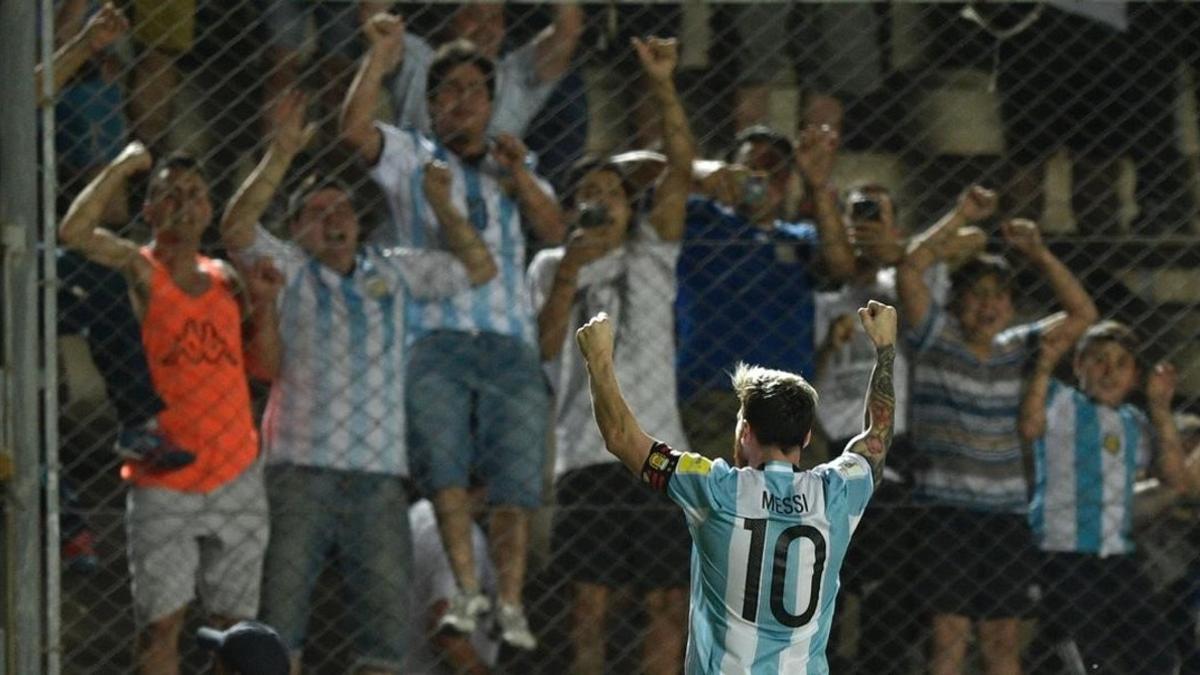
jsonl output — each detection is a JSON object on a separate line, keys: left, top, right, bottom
{"left": 1020, "top": 320, "right": 1199, "bottom": 673}
{"left": 576, "top": 300, "right": 897, "bottom": 675}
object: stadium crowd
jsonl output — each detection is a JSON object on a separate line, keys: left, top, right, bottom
{"left": 40, "top": 1, "right": 1200, "bottom": 674}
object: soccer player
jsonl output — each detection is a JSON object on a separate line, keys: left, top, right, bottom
{"left": 575, "top": 301, "right": 897, "bottom": 674}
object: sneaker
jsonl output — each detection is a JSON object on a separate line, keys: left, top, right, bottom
{"left": 62, "top": 529, "right": 98, "bottom": 575}
{"left": 495, "top": 602, "right": 537, "bottom": 651}
{"left": 114, "top": 422, "right": 196, "bottom": 471}
{"left": 437, "top": 590, "right": 491, "bottom": 635}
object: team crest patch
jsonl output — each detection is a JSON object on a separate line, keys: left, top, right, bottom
{"left": 1103, "top": 433, "right": 1121, "bottom": 455}
{"left": 835, "top": 455, "right": 867, "bottom": 477}
{"left": 364, "top": 273, "right": 390, "bottom": 299}
{"left": 648, "top": 452, "right": 671, "bottom": 471}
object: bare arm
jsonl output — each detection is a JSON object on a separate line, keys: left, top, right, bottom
{"left": 532, "top": 3, "right": 584, "bottom": 83}
{"left": 36, "top": 1, "right": 128, "bottom": 103}
{"left": 535, "top": 229, "right": 613, "bottom": 360}
{"left": 795, "top": 125, "right": 855, "bottom": 281}
{"left": 231, "top": 259, "right": 284, "bottom": 381}
{"left": 221, "top": 90, "right": 314, "bottom": 251}
{"left": 340, "top": 13, "right": 405, "bottom": 166}
{"left": 58, "top": 142, "right": 150, "bottom": 273}
{"left": 842, "top": 301, "right": 897, "bottom": 487}
{"left": 1002, "top": 219, "right": 1099, "bottom": 349}
{"left": 422, "top": 161, "right": 498, "bottom": 286}
{"left": 1146, "top": 363, "right": 1197, "bottom": 497}
{"left": 578, "top": 313, "right": 657, "bottom": 474}
{"left": 493, "top": 134, "right": 565, "bottom": 245}
{"left": 636, "top": 38, "right": 694, "bottom": 242}
{"left": 897, "top": 185, "right": 995, "bottom": 328}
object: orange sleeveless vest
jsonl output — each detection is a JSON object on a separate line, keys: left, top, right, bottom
{"left": 125, "top": 248, "right": 258, "bottom": 492}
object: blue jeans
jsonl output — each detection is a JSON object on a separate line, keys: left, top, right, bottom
{"left": 406, "top": 331, "right": 549, "bottom": 508}
{"left": 259, "top": 464, "right": 413, "bottom": 671}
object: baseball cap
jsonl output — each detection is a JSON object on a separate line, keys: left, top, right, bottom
{"left": 196, "top": 621, "right": 290, "bottom": 675}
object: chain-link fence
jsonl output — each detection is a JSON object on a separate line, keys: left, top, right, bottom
{"left": 30, "top": 1, "right": 1200, "bottom": 673}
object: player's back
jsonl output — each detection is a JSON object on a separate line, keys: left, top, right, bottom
{"left": 662, "top": 450, "right": 874, "bottom": 675}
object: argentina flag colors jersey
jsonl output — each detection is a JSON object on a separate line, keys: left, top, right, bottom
{"left": 644, "top": 443, "right": 875, "bottom": 674}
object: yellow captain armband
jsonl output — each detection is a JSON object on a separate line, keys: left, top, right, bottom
{"left": 676, "top": 453, "right": 712, "bottom": 476}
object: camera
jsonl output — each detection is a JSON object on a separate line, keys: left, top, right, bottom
{"left": 576, "top": 201, "right": 610, "bottom": 229}
{"left": 849, "top": 196, "right": 882, "bottom": 222}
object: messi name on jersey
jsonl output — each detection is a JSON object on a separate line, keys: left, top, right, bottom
{"left": 762, "top": 491, "right": 810, "bottom": 516}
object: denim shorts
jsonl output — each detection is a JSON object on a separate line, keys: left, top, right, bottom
{"left": 406, "top": 331, "right": 550, "bottom": 508}
{"left": 259, "top": 464, "right": 413, "bottom": 672}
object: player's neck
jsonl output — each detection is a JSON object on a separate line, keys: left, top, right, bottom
{"left": 758, "top": 447, "right": 799, "bottom": 467}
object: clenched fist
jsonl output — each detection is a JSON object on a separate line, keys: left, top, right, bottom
{"left": 576, "top": 312, "right": 615, "bottom": 364}
{"left": 956, "top": 185, "right": 998, "bottom": 223}
{"left": 858, "top": 300, "right": 897, "bottom": 349}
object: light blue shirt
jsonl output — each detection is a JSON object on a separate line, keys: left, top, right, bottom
{"left": 665, "top": 451, "right": 874, "bottom": 674}
{"left": 368, "top": 122, "right": 549, "bottom": 343}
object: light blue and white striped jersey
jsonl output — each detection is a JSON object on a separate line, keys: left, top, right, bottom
{"left": 368, "top": 122, "right": 548, "bottom": 345}
{"left": 1030, "top": 379, "right": 1151, "bottom": 557}
{"left": 238, "top": 225, "right": 471, "bottom": 475}
{"left": 649, "top": 445, "right": 874, "bottom": 674}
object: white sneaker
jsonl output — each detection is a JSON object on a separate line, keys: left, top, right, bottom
{"left": 438, "top": 590, "right": 491, "bottom": 635}
{"left": 495, "top": 603, "right": 537, "bottom": 650}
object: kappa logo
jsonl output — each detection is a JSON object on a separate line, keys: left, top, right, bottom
{"left": 162, "top": 318, "right": 238, "bottom": 367}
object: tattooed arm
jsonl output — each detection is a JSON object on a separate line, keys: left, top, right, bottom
{"left": 844, "top": 301, "right": 897, "bottom": 487}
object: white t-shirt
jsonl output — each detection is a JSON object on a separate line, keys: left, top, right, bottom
{"left": 528, "top": 222, "right": 688, "bottom": 475}
{"left": 814, "top": 265, "right": 948, "bottom": 441}
{"left": 406, "top": 500, "right": 498, "bottom": 675}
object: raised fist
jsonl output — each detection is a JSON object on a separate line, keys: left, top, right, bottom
{"left": 956, "top": 185, "right": 998, "bottom": 222}
{"left": 363, "top": 12, "right": 405, "bottom": 71}
{"left": 858, "top": 300, "right": 897, "bottom": 349}
{"left": 113, "top": 141, "right": 153, "bottom": 175}
{"left": 1001, "top": 218, "right": 1045, "bottom": 257}
{"left": 633, "top": 36, "right": 679, "bottom": 83}
{"left": 422, "top": 160, "right": 454, "bottom": 206}
{"left": 576, "top": 312, "right": 615, "bottom": 363}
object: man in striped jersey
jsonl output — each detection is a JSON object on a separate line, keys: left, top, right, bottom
{"left": 576, "top": 300, "right": 897, "bottom": 674}
{"left": 1020, "top": 320, "right": 1198, "bottom": 673}
{"left": 342, "top": 16, "right": 565, "bottom": 649}
{"left": 221, "top": 91, "right": 497, "bottom": 674}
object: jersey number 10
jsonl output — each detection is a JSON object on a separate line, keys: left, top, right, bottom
{"left": 740, "top": 518, "right": 827, "bottom": 627}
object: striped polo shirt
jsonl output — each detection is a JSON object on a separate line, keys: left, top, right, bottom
{"left": 654, "top": 447, "right": 874, "bottom": 674}
{"left": 239, "top": 225, "right": 470, "bottom": 474}
{"left": 1030, "top": 379, "right": 1150, "bottom": 557}
{"left": 369, "top": 122, "right": 548, "bottom": 345}
{"left": 907, "top": 304, "right": 1039, "bottom": 513}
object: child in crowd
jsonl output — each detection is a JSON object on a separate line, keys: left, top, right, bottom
{"left": 1021, "top": 320, "right": 1200, "bottom": 674}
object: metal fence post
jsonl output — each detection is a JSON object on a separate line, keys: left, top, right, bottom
{"left": 0, "top": 0, "right": 46, "bottom": 673}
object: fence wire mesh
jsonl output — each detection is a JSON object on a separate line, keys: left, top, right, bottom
{"left": 38, "top": 1, "right": 1200, "bottom": 673}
